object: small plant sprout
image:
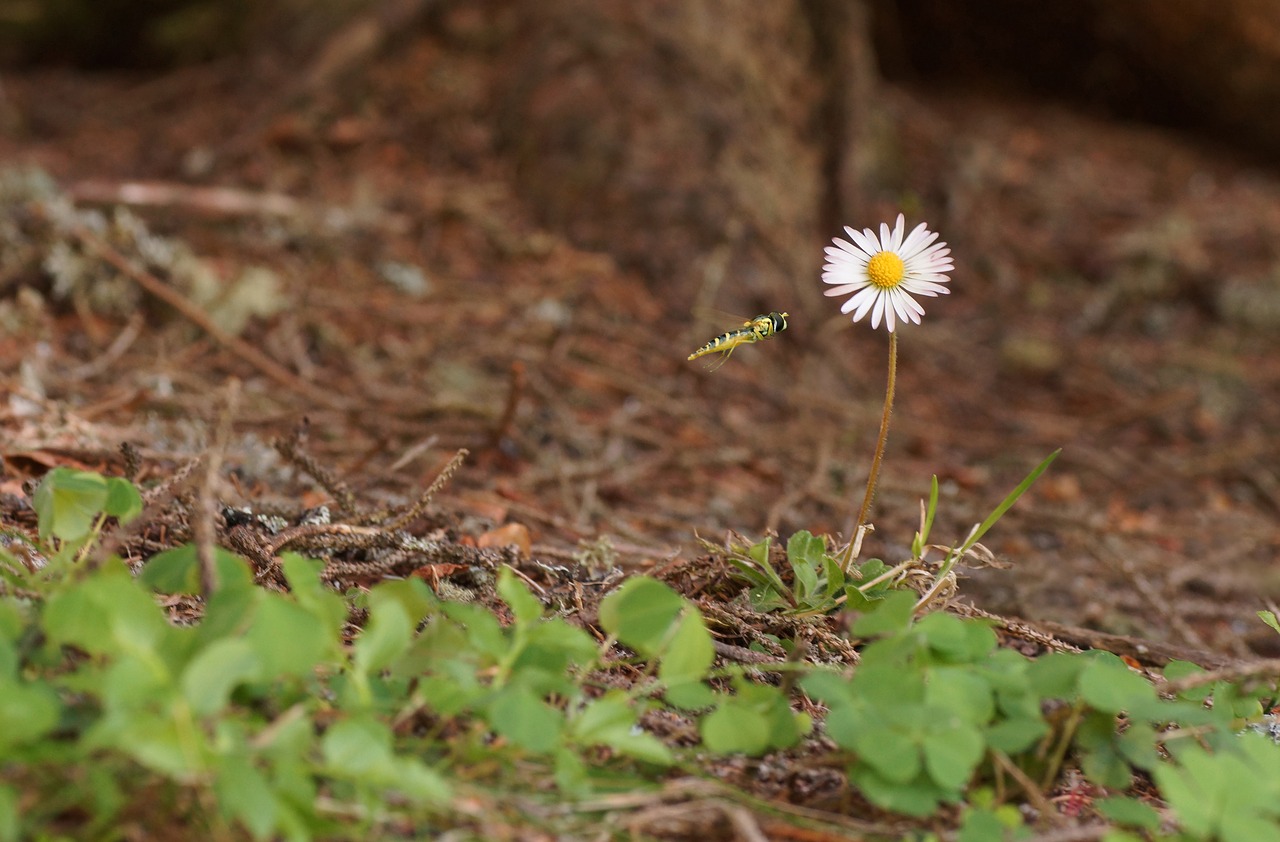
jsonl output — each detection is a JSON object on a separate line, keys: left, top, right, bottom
{"left": 822, "top": 214, "right": 953, "bottom": 570}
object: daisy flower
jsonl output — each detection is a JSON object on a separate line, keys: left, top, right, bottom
{"left": 822, "top": 213, "right": 953, "bottom": 332}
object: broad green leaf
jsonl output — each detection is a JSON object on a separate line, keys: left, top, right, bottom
{"left": 367, "top": 578, "right": 436, "bottom": 625}
{"left": 181, "top": 638, "right": 261, "bottom": 717}
{"left": 1258, "top": 610, "right": 1280, "bottom": 636}
{"left": 1026, "top": 652, "right": 1086, "bottom": 698}
{"left": 923, "top": 719, "right": 985, "bottom": 791}
{"left": 514, "top": 619, "right": 597, "bottom": 677}
{"left": 139, "top": 544, "right": 253, "bottom": 594}
{"left": 1080, "top": 706, "right": 1131, "bottom": 788}
{"left": 571, "top": 694, "right": 673, "bottom": 765}
{"left": 554, "top": 747, "right": 589, "bottom": 796}
{"left": 0, "top": 678, "right": 60, "bottom": 750}
{"left": 0, "top": 601, "right": 20, "bottom": 644}
{"left": 915, "top": 612, "right": 980, "bottom": 662}
{"left": 598, "top": 576, "right": 685, "bottom": 657}
{"left": 984, "top": 716, "right": 1047, "bottom": 754}
{"left": 800, "top": 669, "right": 853, "bottom": 705}
{"left": 441, "top": 601, "right": 506, "bottom": 659}
{"left": 786, "top": 530, "right": 825, "bottom": 599}
{"left": 851, "top": 766, "right": 946, "bottom": 817}
{"left": 0, "top": 784, "right": 17, "bottom": 842}
{"left": 215, "top": 754, "right": 277, "bottom": 840}
{"left": 1079, "top": 654, "right": 1152, "bottom": 713}
{"left": 701, "top": 700, "right": 770, "bottom": 755}
{"left": 246, "top": 595, "right": 337, "bottom": 679}
{"left": 853, "top": 662, "right": 926, "bottom": 709}
{"left": 926, "top": 668, "right": 994, "bottom": 723}
{"left": 663, "top": 679, "right": 717, "bottom": 710}
{"left": 33, "top": 468, "right": 108, "bottom": 542}
{"left": 736, "top": 681, "right": 808, "bottom": 750}
{"left": 657, "top": 608, "right": 714, "bottom": 686}
{"left": 1096, "top": 796, "right": 1161, "bottom": 830}
{"left": 850, "top": 589, "right": 916, "bottom": 637}
{"left": 92, "top": 715, "right": 203, "bottom": 778}
{"left": 488, "top": 685, "right": 563, "bottom": 753}
{"left": 390, "top": 758, "right": 451, "bottom": 805}
{"left": 957, "top": 807, "right": 1018, "bottom": 842}
{"left": 353, "top": 599, "right": 412, "bottom": 676}
{"left": 0, "top": 638, "right": 13, "bottom": 680}
{"left": 853, "top": 720, "right": 921, "bottom": 784}
{"left": 103, "top": 477, "right": 143, "bottom": 523}
{"left": 821, "top": 696, "right": 867, "bottom": 751}
{"left": 44, "top": 567, "right": 168, "bottom": 656}
{"left": 497, "top": 565, "right": 543, "bottom": 625}
{"left": 323, "top": 716, "right": 393, "bottom": 775}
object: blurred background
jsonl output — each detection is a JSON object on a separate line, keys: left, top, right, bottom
{"left": 2, "top": 0, "right": 1278, "bottom": 657}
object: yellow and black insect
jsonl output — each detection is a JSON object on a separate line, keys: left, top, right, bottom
{"left": 687, "top": 311, "right": 789, "bottom": 371}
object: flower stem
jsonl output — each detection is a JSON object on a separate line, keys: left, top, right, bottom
{"left": 840, "top": 331, "right": 897, "bottom": 572}
{"left": 858, "top": 330, "right": 897, "bottom": 528}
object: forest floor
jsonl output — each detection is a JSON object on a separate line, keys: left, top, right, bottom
{"left": 3, "top": 16, "right": 1280, "bottom": 839}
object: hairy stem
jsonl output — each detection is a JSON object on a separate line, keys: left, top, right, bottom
{"left": 840, "top": 331, "right": 897, "bottom": 572}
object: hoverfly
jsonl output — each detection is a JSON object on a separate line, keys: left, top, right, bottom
{"left": 687, "top": 311, "right": 789, "bottom": 371}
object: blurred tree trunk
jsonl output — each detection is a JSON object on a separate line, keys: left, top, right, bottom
{"left": 488, "top": 0, "right": 878, "bottom": 313}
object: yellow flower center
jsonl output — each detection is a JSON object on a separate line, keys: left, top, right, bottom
{"left": 866, "top": 251, "right": 905, "bottom": 289}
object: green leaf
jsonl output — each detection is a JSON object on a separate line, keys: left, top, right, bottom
{"left": 44, "top": 566, "right": 169, "bottom": 656}
{"left": 961, "top": 449, "right": 1059, "bottom": 551}
{"left": 353, "top": 598, "right": 412, "bottom": 676}
{"left": 701, "top": 700, "right": 770, "bottom": 755}
{"left": 181, "top": 637, "right": 261, "bottom": 717}
{"left": 33, "top": 467, "right": 109, "bottom": 542}
{"left": 598, "top": 576, "right": 686, "bottom": 657}
{"left": 0, "top": 784, "right": 18, "bottom": 842}
{"left": 572, "top": 692, "right": 673, "bottom": 765}
{"left": 103, "top": 477, "right": 143, "bottom": 523}
{"left": 786, "top": 530, "right": 825, "bottom": 599}
{"left": 1079, "top": 653, "right": 1153, "bottom": 713}
{"left": 1259, "top": 610, "right": 1280, "bottom": 636}
{"left": 1026, "top": 652, "right": 1086, "bottom": 698}
{"left": 246, "top": 594, "right": 337, "bottom": 679}
{"left": 497, "top": 565, "right": 543, "bottom": 625}
{"left": 488, "top": 685, "right": 563, "bottom": 753}
{"left": 215, "top": 754, "right": 277, "bottom": 840}
{"left": 389, "top": 757, "right": 451, "bottom": 805}
{"left": 657, "top": 608, "right": 715, "bottom": 687}
{"left": 958, "top": 806, "right": 1021, "bottom": 842}
{"left": 323, "top": 716, "right": 393, "bottom": 775}
{"left": 0, "top": 677, "right": 61, "bottom": 750}
{"left": 912, "top": 476, "right": 940, "bottom": 558}
{"left": 985, "top": 716, "right": 1048, "bottom": 754}
{"left": 1096, "top": 796, "right": 1161, "bottom": 830}
{"left": 1077, "top": 711, "right": 1133, "bottom": 790}
{"left": 514, "top": 619, "right": 598, "bottom": 678}
{"left": 916, "top": 612, "right": 987, "bottom": 662}
{"left": 139, "top": 544, "right": 254, "bottom": 594}
{"left": 927, "top": 668, "right": 995, "bottom": 723}
{"left": 853, "top": 718, "right": 921, "bottom": 784}
{"left": 91, "top": 715, "right": 203, "bottom": 778}
{"left": 850, "top": 589, "right": 916, "bottom": 637}
{"left": 923, "top": 719, "right": 985, "bottom": 791}
{"left": 851, "top": 766, "right": 946, "bottom": 817}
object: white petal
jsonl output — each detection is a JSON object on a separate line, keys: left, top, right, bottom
{"left": 823, "top": 283, "right": 864, "bottom": 297}
{"left": 848, "top": 227, "right": 879, "bottom": 256}
{"left": 900, "top": 226, "right": 939, "bottom": 259}
{"left": 846, "top": 286, "right": 879, "bottom": 319}
{"left": 870, "top": 294, "right": 887, "bottom": 330}
{"left": 889, "top": 213, "right": 906, "bottom": 251}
